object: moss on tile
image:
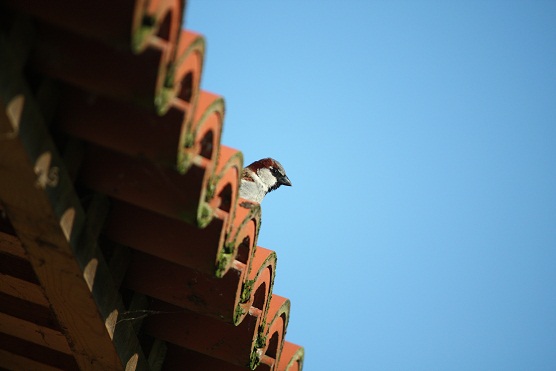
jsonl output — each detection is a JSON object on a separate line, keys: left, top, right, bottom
{"left": 215, "top": 242, "right": 234, "bottom": 278}
{"left": 154, "top": 87, "right": 172, "bottom": 116}
{"left": 197, "top": 202, "right": 212, "bottom": 228}
{"left": 132, "top": 15, "right": 156, "bottom": 53}
{"left": 240, "top": 279, "right": 255, "bottom": 304}
{"left": 233, "top": 305, "right": 245, "bottom": 323}
{"left": 249, "top": 348, "right": 262, "bottom": 370}
{"left": 214, "top": 253, "right": 230, "bottom": 278}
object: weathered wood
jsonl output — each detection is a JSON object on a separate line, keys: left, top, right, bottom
{"left": 0, "top": 311, "right": 71, "bottom": 354}
{"left": 0, "top": 272, "right": 49, "bottom": 306}
{"left": 0, "top": 291, "right": 61, "bottom": 331}
{"left": 0, "top": 250, "right": 39, "bottom": 283}
{"left": 0, "top": 34, "right": 149, "bottom": 370}
{"left": 0, "top": 349, "right": 62, "bottom": 371}
{"left": 0, "top": 332, "right": 79, "bottom": 370}
{"left": 0, "top": 230, "right": 26, "bottom": 258}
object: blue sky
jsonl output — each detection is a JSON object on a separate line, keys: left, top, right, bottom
{"left": 186, "top": 2, "right": 556, "bottom": 370}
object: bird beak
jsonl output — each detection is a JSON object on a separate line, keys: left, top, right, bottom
{"left": 280, "top": 176, "right": 292, "bottom": 187}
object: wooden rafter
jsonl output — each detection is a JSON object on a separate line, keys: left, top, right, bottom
{"left": 0, "top": 33, "right": 148, "bottom": 371}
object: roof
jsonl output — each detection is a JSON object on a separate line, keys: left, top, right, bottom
{"left": 0, "top": 1, "right": 304, "bottom": 370}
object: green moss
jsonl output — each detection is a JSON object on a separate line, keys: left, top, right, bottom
{"left": 197, "top": 204, "right": 212, "bottom": 228}
{"left": 154, "top": 88, "right": 173, "bottom": 116}
{"left": 234, "top": 305, "right": 245, "bottom": 323}
{"left": 240, "top": 279, "right": 255, "bottom": 304}
{"left": 184, "top": 133, "right": 195, "bottom": 149}
{"left": 215, "top": 242, "right": 235, "bottom": 277}
{"left": 205, "top": 180, "right": 216, "bottom": 202}
{"left": 255, "top": 334, "right": 267, "bottom": 349}
{"left": 132, "top": 15, "right": 156, "bottom": 53}
{"left": 215, "top": 254, "right": 229, "bottom": 278}
{"left": 249, "top": 349, "right": 261, "bottom": 370}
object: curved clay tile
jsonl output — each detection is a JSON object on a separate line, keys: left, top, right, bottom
{"left": 57, "top": 87, "right": 186, "bottom": 167}
{"left": 277, "top": 342, "right": 304, "bottom": 371}
{"left": 121, "top": 247, "right": 276, "bottom": 331}
{"left": 144, "top": 298, "right": 265, "bottom": 368}
{"left": 3, "top": 0, "right": 185, "bottom": 54}
{"left": 60, "top": 94, "right": 222, "bottom": 226}
{"left": 162, "top": 343, "right": 258, "bottom": 371}
{"left": 207, "top": 146, "right": 242, "bottom": 272}
{"left": 1, "top": 0, "right": 149, "bottom": 50}
{"left": 103, "top": 200, "right": 226, "bottom": 276}
{"left": 260, "top": 295, "right": 290, "bottom": 370}
{"left": 236, "top": 247, "right": 277, "bottom": 326}
{"left": 179, "top": 91, "right": 223, "bottom": 179}
{"left": 165, "top": 30, "right": 204, "bottom": 120}
{"left": 207, "top": 146, "right": 241, "bottom": 221}
{"left": 144, "top": 0, "right": 183, "bottom": 49}
{"left": 123, "top": 251, "right": 245, "bottom": 322}
{"left": 31, "top": 21, "right": 173, "bottom": 111}
{"left": 80, "top": 143, "right": 213, "bottom": 226}
{"left": 224, "top": 199, "right": 261, "bottom": 275}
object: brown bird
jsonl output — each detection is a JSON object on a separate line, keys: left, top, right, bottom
{"left": 239, "top": 158, "right": 292, "bottom": 203}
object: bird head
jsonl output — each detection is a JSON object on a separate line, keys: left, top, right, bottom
{"left": 239, "top": 158, "right": 291, "bottom": 202}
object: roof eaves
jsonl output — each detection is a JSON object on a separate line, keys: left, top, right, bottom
{"left": 0, "top": 33, "right": 149, "bottom": 370}
{"left": 0, "top": 1, "right": 306, "bottom": 369}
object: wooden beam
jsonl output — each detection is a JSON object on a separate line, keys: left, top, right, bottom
{"left": 0, "top": 332, "right": 79, "bottom": 370}
{"left": 0, "top": 34, "right": 149, "bottom": 370}
{"left": 0, "top": 349, "right": 63, "bottom": 371}
{"left": 0, "top": 274, "right": 49, "bottom": 307}
{"left": 0, "top": 311, "right": 71, "bottom": 354}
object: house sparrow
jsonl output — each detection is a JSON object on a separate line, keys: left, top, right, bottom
{"left": 239, "top": 158, "right": 292, "bottom": 203}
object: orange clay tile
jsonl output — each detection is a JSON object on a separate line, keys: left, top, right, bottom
{"left": 104, "top": 200, "right": 227, "bottom": 276}
{"left": 121, "top": 245, "right": 275, "bottom": 326}
{"left": 260, "top": 295, "right": 290, "bottom": 370}
{"left": 104, "top": 190, "right": 259, "bottom": 279}
{"left": 56, "top": 86, "right": 187, "bottom": 167}
{"left": 162, "top": 343, "right": 257, "bottom": 371}
{"left": 79, "top": 143, "right": 213, "bottom": 227}
{"left": 217, "top": 197, "right": 261, "bottom": 277}
{"left": 1, "top": 0, "right": 149, "bottom": 50}
{"left": 236, "top": 247, "right": 277, "bottom": 326}
{"left": 278, "top": 342, "right": 305, "bottom": 371}
{"left": 145, "top": 0, "right": 184, "bottom": 48}
{"left": 120, "top": 246, "right": 276, "bottom": 328}
{"left": 207, "top": 145, "right": 242, "bottom": 231}
{"left": 168, "top": 30, "right": 204, "bottom": 116}
{"left": 123, "top": 250, "right": 245, "bottom": 323}
{"left": 2, "top": 0, "right": 185, "bottom": 53}
{"left": 57, "top": 89, "right": 219, "bottom": 178}
{"left": 230, "top": 198, "right": 262, "bottom": 256}
{"left": 180, "top": 91, "right": 223, "bottom": 173}
{"left": 144, "top": 298, "right": 264, "bottom": 368}
{"left": 31, "top": 21, "right": 173, "bottom": 111}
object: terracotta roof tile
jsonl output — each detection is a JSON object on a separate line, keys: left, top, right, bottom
{"left": 105, "top": 200, "right": 228, "bottom": 275}
{"left": 0, "top": 1, "right": 304, "bottom": 369}
{"left": 278, "top": 342, "right": 305, "bottom": 371}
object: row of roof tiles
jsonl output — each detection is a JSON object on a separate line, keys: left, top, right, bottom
{"left": 0, "top": 0, "right": 303, "bottom": 369}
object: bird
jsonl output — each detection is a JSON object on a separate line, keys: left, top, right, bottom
{"left": 239, "top": 158, "right": 292, "bottom": 203}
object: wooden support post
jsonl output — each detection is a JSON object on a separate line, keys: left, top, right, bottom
{"left": 0, "top": 34, "right": 149, "bottom": 370}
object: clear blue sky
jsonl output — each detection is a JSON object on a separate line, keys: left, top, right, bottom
{"left": 186, "top": 2, "right": 556, "bottom": 370}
